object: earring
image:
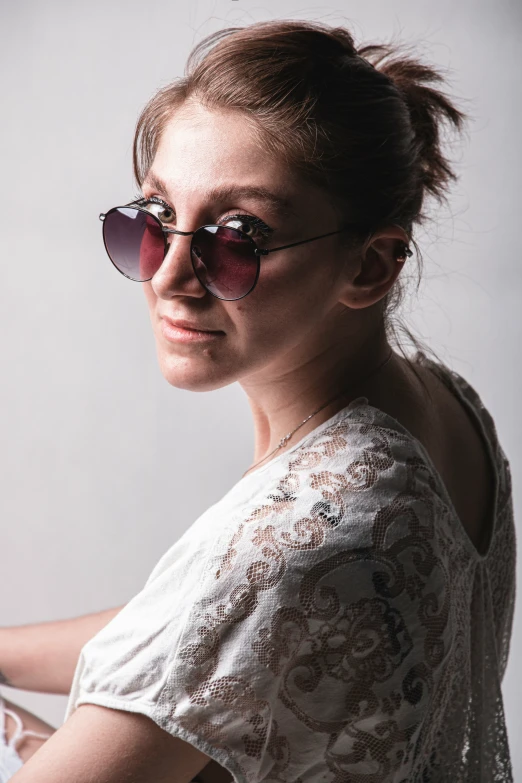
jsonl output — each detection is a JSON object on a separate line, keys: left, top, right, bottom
{"left": 396, "top": 242, "right": 413, "bottom": 261}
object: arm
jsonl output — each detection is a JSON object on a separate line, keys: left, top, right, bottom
{"left": 10, "top": 703, "right": 211, "bottom": 783}
{"left": 0, "top": 605, "right": 125, "bottom": 695}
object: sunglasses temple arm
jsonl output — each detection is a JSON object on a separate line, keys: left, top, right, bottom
{"left": 255, "top": 227, "right": 351, "bottom": 256}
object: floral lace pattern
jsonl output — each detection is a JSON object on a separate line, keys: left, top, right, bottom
{"left": 66, "top": 352, "right": 516, "bottom": 782}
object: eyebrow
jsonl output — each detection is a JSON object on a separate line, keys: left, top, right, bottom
{"left": 141, "top": 171, "right": 298, "bottom": 219}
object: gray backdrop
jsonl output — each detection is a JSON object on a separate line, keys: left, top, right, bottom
{"left": 1, "top": 0, "right": 520, "bottom": 774}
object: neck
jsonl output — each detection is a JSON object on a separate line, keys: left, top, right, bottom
{"left": 240, "top": 324, "right": 396, "bottom": 473}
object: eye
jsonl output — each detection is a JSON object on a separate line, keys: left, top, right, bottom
{"left": 137, "top": 196, "right": 175, "bottom": 224}
{"left": 218, "top": 213, "right": 274, "bottom": 242}
{"left": 133, "top": 195, "right": 274, "bottom": 241}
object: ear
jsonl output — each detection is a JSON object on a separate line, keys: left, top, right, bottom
{"left": 338, "top": 224, "right": 411, "bottom": 310}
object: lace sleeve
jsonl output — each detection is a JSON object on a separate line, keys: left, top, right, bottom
{"left": 151, "top": 457, "right": 453, "bottom": 783}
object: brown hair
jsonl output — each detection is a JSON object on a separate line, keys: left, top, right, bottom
{"left": 132, "top": 19, "right": 470, "bottom": 394}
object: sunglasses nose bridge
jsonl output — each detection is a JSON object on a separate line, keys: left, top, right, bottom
{"left": 153, "top": 228, "right": 207, "bottom": 295}
{"left": 163, "top": 229, "right": 197, "bottom": 270}
{"left": 163, "top": 227, "right": 196, "bottom": 256}
{"left": 164, "top": 227, "right": 194, "bottom": 238}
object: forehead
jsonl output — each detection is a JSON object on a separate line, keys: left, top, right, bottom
{"left": 155, "top": 101, "right": 268, "bottom": 161}
{"left": 144, "top": 101, "right": 333, "bottom": 221}
{"left": 151, "top": 102, "right": 280, "bottom": 184}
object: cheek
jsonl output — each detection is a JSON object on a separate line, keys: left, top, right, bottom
{"left": 235, "top": 253, "right": 338, "bottom": 345}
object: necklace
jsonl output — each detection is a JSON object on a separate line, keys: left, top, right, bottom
{"left": 242, "top": 348, "right": 394, "bottom": 478}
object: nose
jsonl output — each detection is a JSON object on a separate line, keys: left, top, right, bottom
{"left": 150, "top": 230, "right": 207, "bottom": 299}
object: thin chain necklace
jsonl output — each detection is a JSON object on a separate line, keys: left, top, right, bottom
{"left": 242, "top": 348, "right": 394, "bottom": 478}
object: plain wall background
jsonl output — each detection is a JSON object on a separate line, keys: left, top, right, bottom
{"left": 1, "top": 0, "right": 520, "bottom": 773}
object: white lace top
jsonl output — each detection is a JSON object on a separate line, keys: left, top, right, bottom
{"left": 64, "top": 351, "right": 516, "bottom": 782}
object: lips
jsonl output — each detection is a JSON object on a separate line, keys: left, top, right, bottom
{"left": 161, "top": 316, "right": 222, "bottom": 333}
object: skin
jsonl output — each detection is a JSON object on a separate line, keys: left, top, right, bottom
{"left": 142, "top": 99, "right": 411, "bottom": 471}
{"left": 10, "top": 99, "right": 413, "bottom": 782}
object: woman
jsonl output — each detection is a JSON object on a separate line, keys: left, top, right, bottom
{"left": 0, "top": 18, "right": 515, "bottom": 783}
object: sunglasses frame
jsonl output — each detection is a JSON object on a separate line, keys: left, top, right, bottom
{"left": 99, "top": 198, "right": 412, "bottom": 300}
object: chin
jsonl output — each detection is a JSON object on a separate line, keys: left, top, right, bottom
{"left": 156, "top": 350, "right": 237, "bottom": 393}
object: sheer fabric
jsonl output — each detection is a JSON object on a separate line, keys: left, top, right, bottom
{"left": 0, "top": 694, "right": 54, "bottom": 781}
{"left": 64, "top": 351, "right": 516, "bottom": 782}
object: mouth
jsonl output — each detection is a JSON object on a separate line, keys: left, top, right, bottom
{"left": 160, "top": 316, "right": 225, "bottom": 343}
{"left": 161, "top": 316, "right": 223, "bottom": 333}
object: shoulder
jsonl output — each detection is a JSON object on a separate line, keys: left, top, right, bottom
{"left": 164, "top": 414, "right": 454, "bottom": 778}
{"left": 189, "top": 406, "right": 454, "bottom": 670}
{"left": 220, "top": 403, "right": 449, "bottom": 564}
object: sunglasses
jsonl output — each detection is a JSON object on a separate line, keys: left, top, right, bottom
{"left": 99, "top": 199, "right": 412, "bottom": 301}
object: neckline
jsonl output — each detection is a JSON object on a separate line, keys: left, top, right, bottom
{"left": 238, "top": 394, "right": 370, "bottom": 482}
{"left": 238, "top": 351, "right": 500, "bottom": 562}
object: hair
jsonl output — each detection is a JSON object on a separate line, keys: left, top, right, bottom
{"left": 132, "top": 19, "right": 470, "bottom": 398}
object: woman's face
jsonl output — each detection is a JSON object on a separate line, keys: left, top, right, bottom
{"left": 141, "top": 100, "right": 363, "bottom": 394}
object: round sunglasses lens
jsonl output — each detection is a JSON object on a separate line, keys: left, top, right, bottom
{"left": 103, "top": 207, "right": 164, "bottom": 281}
{"left": 191, "top": 226, "right": 259, "bottom": 300}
